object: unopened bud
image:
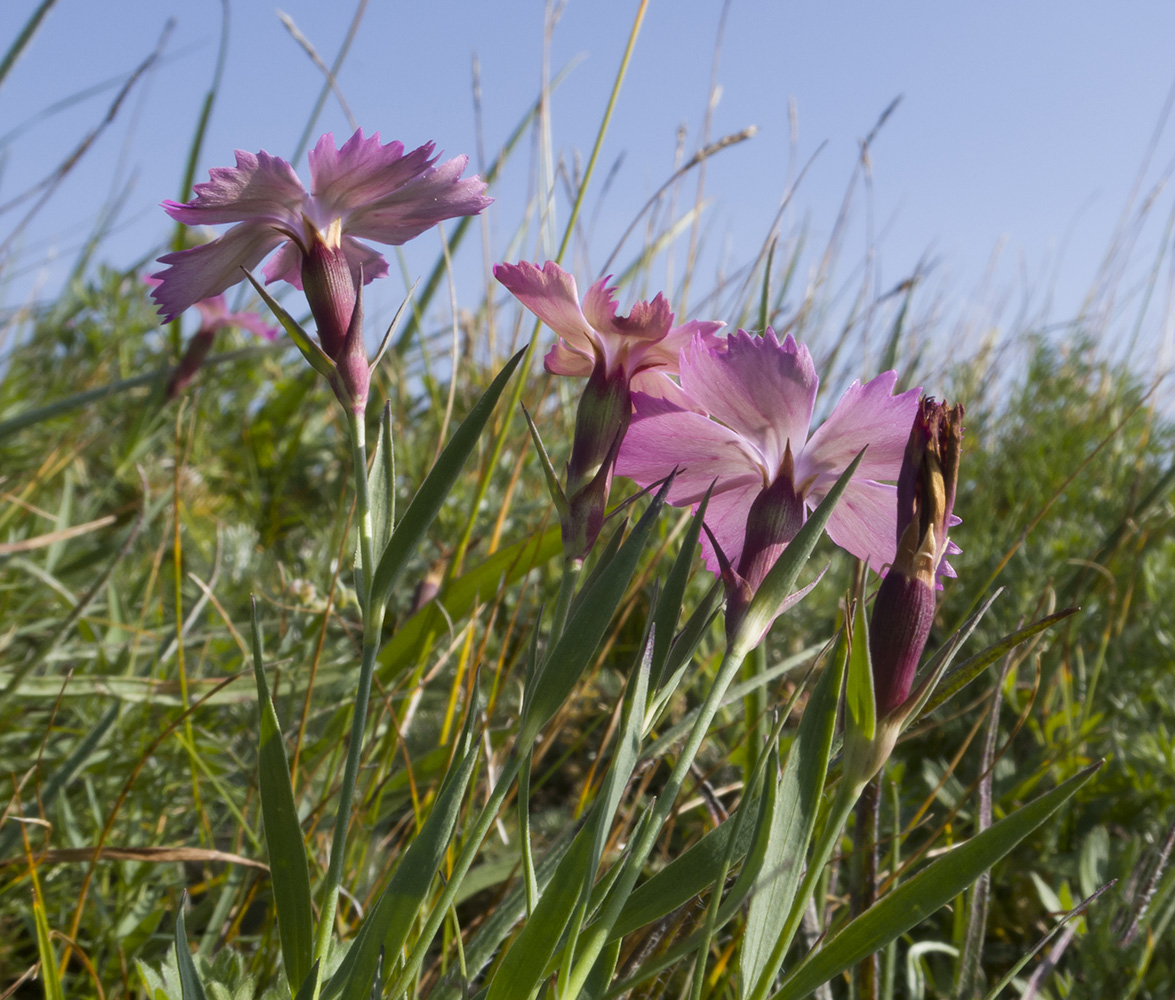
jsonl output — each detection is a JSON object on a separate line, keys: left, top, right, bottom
{"left": 869, "top": 397, "right": 963, "bottom": 716}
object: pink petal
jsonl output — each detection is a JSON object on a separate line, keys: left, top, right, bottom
{"left": 629, "top": 370, "right": 698, "bottom": 410}
{"left": 630, "top": 319, "right": 725, "bottom": 376}
{"left": 616, "top": 396, "right": 766, "bottom": 506}
{"left": 342, "top": 152, "right": 491, "bottom": 245}
{"left": 261, "top": 240, "right": 303, "bottom": 287}
{"left": 151, "top": 221, "right": 288, "bottom": 321}
{"left": 816, "top": 478, "right": 900, "bottom": 574}
{"left": 543, "top": 340, "right": 594, "bottom": 377}
{"left": 495, "top": 261, "right": 597, "bottom": 357}
{"left": 800, "top": 372, "right": 922, "bottom": 483}
{"left": 696, "top": 482, "right": 764, "bottom": 576}
{"left": 163, "top": 148, "right": 306, "bottom": 229}
{"left": 678, "top": 328, "right": 817, "bottom": 472}
{"left": 582, "top": 278, "right": 673, "bottom": 344}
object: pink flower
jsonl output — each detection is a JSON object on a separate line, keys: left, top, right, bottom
{"left": 616, "top": 328, "right": 921, "bottom": 625}
{"left": 149, "top": 130, "right": 491, "bottom": 326}
{"left": 493, "top": 261, "right": 723, "bottom": 393}
{"left": 494, "top": 260, "right": 723, "bottom": 559}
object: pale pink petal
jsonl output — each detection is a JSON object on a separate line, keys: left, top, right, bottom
{"left": 151, "top": 221, "right": 288, "bottom": 321}
{"left": 192, "top": 295, "right": 229, "bottom": 327}
{"left": 261, "top": 240, "right": 304, "bottom": 287}
{"left": 163, "top": 149, "right": 306, "bottom": 229}
{"left": 631, "top": 319, "right": 725, "bottom": 374}
{"left": 616, "top": 397, "right": 766, "bottom": 505}
{"left": 343, "top": 153, "right": 491, "bottom": 245}
{"left": 813, "top": 478, "right": 900, "bottom": 574}
{"left": 696, "top": 482, "right": 764, "bottom": 576}
{"left": 678, "top": 328, "right": 817, "bottom": 471}
{"left": 629, "top": 370, "right": 697, "bottom": 410}
{"left": 543, "top": 340, "right": 594, "bottom": 377}
{"left": 339, "top": 235, "right": 390, "bottom": 285}
{"left": 495, "top": 261, "right": 597, "bottom": 357}
{"left": 582, "top": 279, "right": 673, "bottom": 344}
{"left": 800, "top": 372, "right": 922, "bottom": 483}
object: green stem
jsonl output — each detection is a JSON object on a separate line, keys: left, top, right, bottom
{"left": 550, "top": 556, "right": 583, "bottom": 640}
{"left": 313, "top": 409, "right": 384, "bottom": 969}
{"left": 749, "top": 779, "right": 864, "bottom": 1000}
{"left": 560, "top": 631, "right": 755, "bottom": 998}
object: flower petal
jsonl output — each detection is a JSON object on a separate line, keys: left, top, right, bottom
{"left": 582, "top": 278, "right": 673, "bottom": 344}
{"left": 495, "top": 261, "right": 597, "bottom": 356}
{"left": 678, "top": 328, "right": 817, "bottom": 472}
{"left": 616, "top": 394, "right": 766, "bottom": 505}
{"left": 543, "top": 340, "right": 594, "bottom": 377}
{"left": 631, "top": 319, "right": 725, "bottom": 375}
{"left": 800, "top": 371, "right": 922, "bottom": 483}
{"left": 342, "top": 151, "right": 491, "bottom": 245}
{"left": 814, "top": 478, "right": 901, "bottom": 574}
{"left": 696, "top": 482, "right": 764, "bottom": 576}
{"left": 163, "top": 149, "right": 306, "bottom": 229}
{"left": 150, "top": 222, "right": 288, "bottom": 321}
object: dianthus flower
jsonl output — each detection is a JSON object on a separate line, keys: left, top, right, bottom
{"left": 616, "top": 328, "right": 920, "bottom": 633}
{"left": 494, "top": 260, "right": 723, "bottom": 559}
{"left": 150, "top": 129, "right": 491, "bottom": 356}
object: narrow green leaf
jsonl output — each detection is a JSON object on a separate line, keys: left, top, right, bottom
{"left": 586, "top": 623, "right": 655, "bottom": 897}
{"left": 519, "top": 479, "right": 669, "bottom": 745}
{"left": 739, "top": 451, "right": 865, "bottom": 650}
{"left": 484, "top": 828, "right": 596, "bottom": 1000}
{"left": 520, "top": 402, "right": 569, "bottom": 518}
{"left": 326, "top": 712, "right": 482, "bottom": 1000}
{"left": 844, "top": 598, "right": 875, "bottom": 742}
{"left": 368, "top": 348, "right": 525, "bottom": 609}
{"left": 369, "top": 402, "right": 395, "bottom": 558}
{"left": 741, "top": 635, "right": 847, "bottom": 992}
{"left": 33, "top": 900, "right": 64, "bottom": 1000}
{"left": 174, "top": 894, "right": 209, "bottom": 1000}
{"left": 772, "top": 762, "right": 1103, "bottom": 1000}
{"left": 250, "top": 600, "right": 314, "bottom": 994}
{"left": 293, "top": 961, "right": 321, "bottom": 1000}
{"left": 923, "top": 607, "right": 1078, "bottom": 715}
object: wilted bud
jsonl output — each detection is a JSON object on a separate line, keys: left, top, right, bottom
{"left": 300, "top": 217, "right": 357, "bottom": 361}
{"left": 561, "top": 354, "right": 632, "bottom": 560}
{"left": 869, "top": 397, "right": 963, "bottom": 716}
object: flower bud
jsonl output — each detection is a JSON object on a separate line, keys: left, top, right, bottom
{"left": 869, "top": 397, "right": 963, "bottom": 716}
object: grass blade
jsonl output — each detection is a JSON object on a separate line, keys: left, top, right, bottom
{"left": 772, "top": 762, "right": 1103, "bottom": 1000}
{"left": 250, "top": 599, "right": 314, "bottom": 993}
{"left": 368, "top": 347, "right": 525, "bottom": 609}
{"left": 174, "top": 894, "right": 208, "bottom": 1000}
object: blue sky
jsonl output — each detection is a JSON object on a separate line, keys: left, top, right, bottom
{"left": 4, "top": 1, "right": 1175, "bottom": 363}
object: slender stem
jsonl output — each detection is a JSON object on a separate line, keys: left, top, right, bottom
{"left": 550, "top": 556, "right": 583, "bottom": 640}
{"left": 313, "top": 410, "right": 384, "bottom": 968}
{"left": 560, "top": 633, "right": 755, "bottom": 998}
{"left": 748, "top": 779, "right": 863, "bottom": 1000}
